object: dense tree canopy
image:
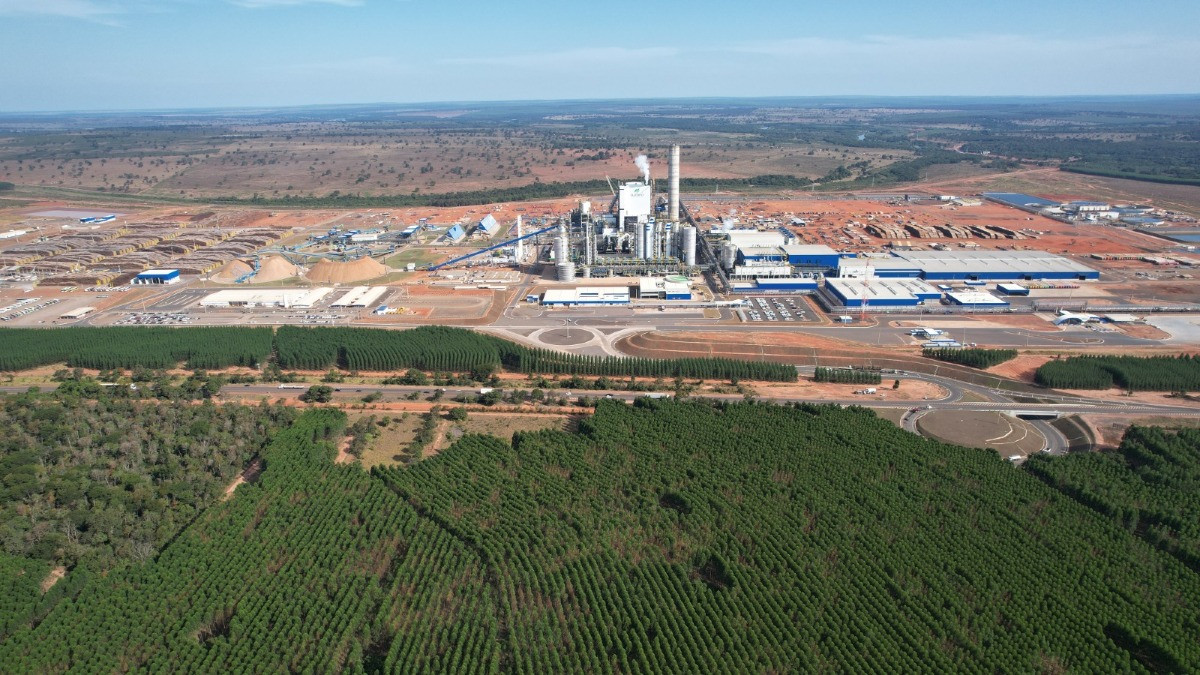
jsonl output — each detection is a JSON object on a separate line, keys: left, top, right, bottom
{"left": 1, "top": 400, "right": 1197, "bottom": 671}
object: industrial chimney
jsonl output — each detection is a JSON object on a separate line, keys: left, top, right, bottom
{"left": 668, "top": 144, "right": 681, "bottom": 222}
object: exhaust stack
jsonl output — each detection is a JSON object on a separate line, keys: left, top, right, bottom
{"left": 668, "top": 144, "right": 680, "bottom": 222}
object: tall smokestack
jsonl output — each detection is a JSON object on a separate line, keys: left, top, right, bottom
{"left": 515, "top": 215, "right": 523, "bottom": 262}
{"left": 668, "top": 145, "right": 680, "bottom": 222}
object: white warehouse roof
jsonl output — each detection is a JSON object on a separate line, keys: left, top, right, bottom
{"left": 723, "top": 230, "right": 787, "bottom": 249}
{"left": 200, "top": 288, "right": 332, "bottom": 308}
{"left": 892, "top": 250, "right": 1097, "bottom": 277}
{"left": 827, "top": 278, "right": 940, "bottom": 303}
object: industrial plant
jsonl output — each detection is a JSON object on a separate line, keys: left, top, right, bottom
{"left": 548, "top": 145, "right": 698, "bottom": 281}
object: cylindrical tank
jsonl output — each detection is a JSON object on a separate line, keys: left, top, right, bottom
{"left": 556, "top": 262, "right": 575, "bottom": 282}
{"left": 581, "top": 200, "right": 591, "bottom": 216}
{"left": 683, "top": 227, "right": 697, "bottom": 267}
{"left": 721, "top": 242, "right": 737, "bottom": 271}
{"left": 554, "top": 236, "right": 567, "bottom": 262}
{"left": 663, "top": 222, "right": 673, "bottom": 259}
{"left": 581, "top": 266, "right": 591, "bottom": 278}
{"left": 643, "top": 222, "right": 653, "bottom": 260}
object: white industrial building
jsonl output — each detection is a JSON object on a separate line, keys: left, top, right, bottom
{"left": 826, "top": 278, "right": 942, "bottom": 307}
{"left": 200, "top": 288, "right": 332, "bottom": 308}
{"left": 330, "top": 286, "right": 389, "bottom": 308}
{"left": 637, "top": 277, "right": 692, "bottom": 300}
{"left": 541, "top": 287, "right": 630, "bottom": 306}
{"left": 945, "top": 290, "right": 1009, "bottom": 307}
{"left": 721, "top": 230, "right": 790, "bottom": 249}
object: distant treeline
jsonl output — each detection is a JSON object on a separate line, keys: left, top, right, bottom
{"left": 1061, "top": 166, "right": 1200, "bottom": 188}
{"left": 0, "top": 182, "right": 14, "bottom": 191}
{"left": 205, "top": 174, "right": 823, "bottom": 209}
{"left": 960, "top": 136, "right": 1200, "bottom": 186}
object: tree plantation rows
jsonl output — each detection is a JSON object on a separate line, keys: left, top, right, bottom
{"left": 1035, "top": 354, "right": 1200, "bottom": 391}
{"left": 0, "top": 326, "right": 797, "bottom": 382}
{"left": 1027, "top": 426, "right": 1200, "bottom": 571}
{"left": 813, "top": 366, "right": 881, "bottom": 384}
{"left": 0, "top": 327, "right": 273, "bottom": 372}
{"left": 3, "top": 400, "right": 1198, "bottom": 671}
{"left": 922, "top": 348, "right": 1016, "bottom": 369}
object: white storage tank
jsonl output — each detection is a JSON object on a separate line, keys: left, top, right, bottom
{"left": 556, "top": 262, "right": 576, "bottom": 282}
{"left": 682, "top": 227, "right": 698, "bottom": 267}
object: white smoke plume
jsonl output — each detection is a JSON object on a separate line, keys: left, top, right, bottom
{"left": 634, "top": 154, "right": 650, "bottom": 182}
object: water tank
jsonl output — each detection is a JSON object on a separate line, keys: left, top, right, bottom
{"left": 683, "top": 227, "right": 697, "bottom": 267}
{"left": 721, "top": 242, "right": 737, "bottom": 271}
{"left": 556, "top": 262, "right": 576, "bottom": 282}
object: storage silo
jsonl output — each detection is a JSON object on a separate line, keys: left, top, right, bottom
{"left": 682, "top": 226, "right": 697, "bottom": 267}
{"left": 556, "top": 261, "right": 576, "bottom": 282}
{"left": 721, "top": 242, "right": 737, "bottom": 271}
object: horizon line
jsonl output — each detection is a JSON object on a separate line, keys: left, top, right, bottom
{"left": 4, "top": 93, "right": 1200, "bottom": 117}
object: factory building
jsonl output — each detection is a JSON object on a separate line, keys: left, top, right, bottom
{"left": 735, "top": 244, "right": 839, "bottom": 269}
{"left": 445, "top": 224, "right": 467, "bottom": 242}
{"left": 945, "top": 290, "right": 1009, "bottom": 308}
{"left": 722, "top": 230, "right": 790, "bottom": 250}
{"left": 199, "top": 288, "right": 332, "bottom": 308}
{"left": 837, "top": 258, "right": 923, "bottom": 279}
{"left": 637, "top": 277, "right": 692, "bottom": 300}
{"left": 894, "top": 251, "right": 1098, "bottom": 281}
{"left": 835, "top": 250, "right": 1098, "bottom": 281}
{"left": 541, "top": 287, "right": 631, "bottom": 306}
{"left": 132, "top": 269, "right": 181, "bottom": 285}
{"left": 825, "top": 278, "right": 942, "bottom": 307}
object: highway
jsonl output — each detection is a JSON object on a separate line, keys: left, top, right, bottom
{"left": 4, "top": 368, "right": 1194, "bottom": 455}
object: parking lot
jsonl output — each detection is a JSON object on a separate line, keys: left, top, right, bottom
{"left": 743, "top": 296, "right": 809, "bottom": 323}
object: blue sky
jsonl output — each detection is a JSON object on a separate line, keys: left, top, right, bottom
{"left": 1, "top": 0, "right": 1199, "bottom": 112}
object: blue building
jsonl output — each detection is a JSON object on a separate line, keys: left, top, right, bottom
{"left": 446, "top": 224, "right": 466, "bottom": 242}
{"left": 737, "top": 244, "right": 839, "bottom": 271}
{"left": 132, "top": 269, "right": 180, "bottom": 285}
{"left": 476, "top": 214, "right": 501, "bottom": 236}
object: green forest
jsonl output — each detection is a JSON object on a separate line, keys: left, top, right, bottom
{"left": 1035, "top": 354, "right": 1200, "bottom": 390}
{"left": 0, "top": 325, "right": 797, "bottom": 383}
{"left": 1027, "top": 426, "right": 1200, "bottom": 570}
{"left": 923, "top": 348, "right": 1017, "bottom": 369}
{"left": 2, "top": 396, "right": 1198, "bottom": 672}
{"left": 813, "top": 366, "right": 881, "bottom": 384}
{"left": 0, "top": 393, "right": 296, "bottom": 570}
